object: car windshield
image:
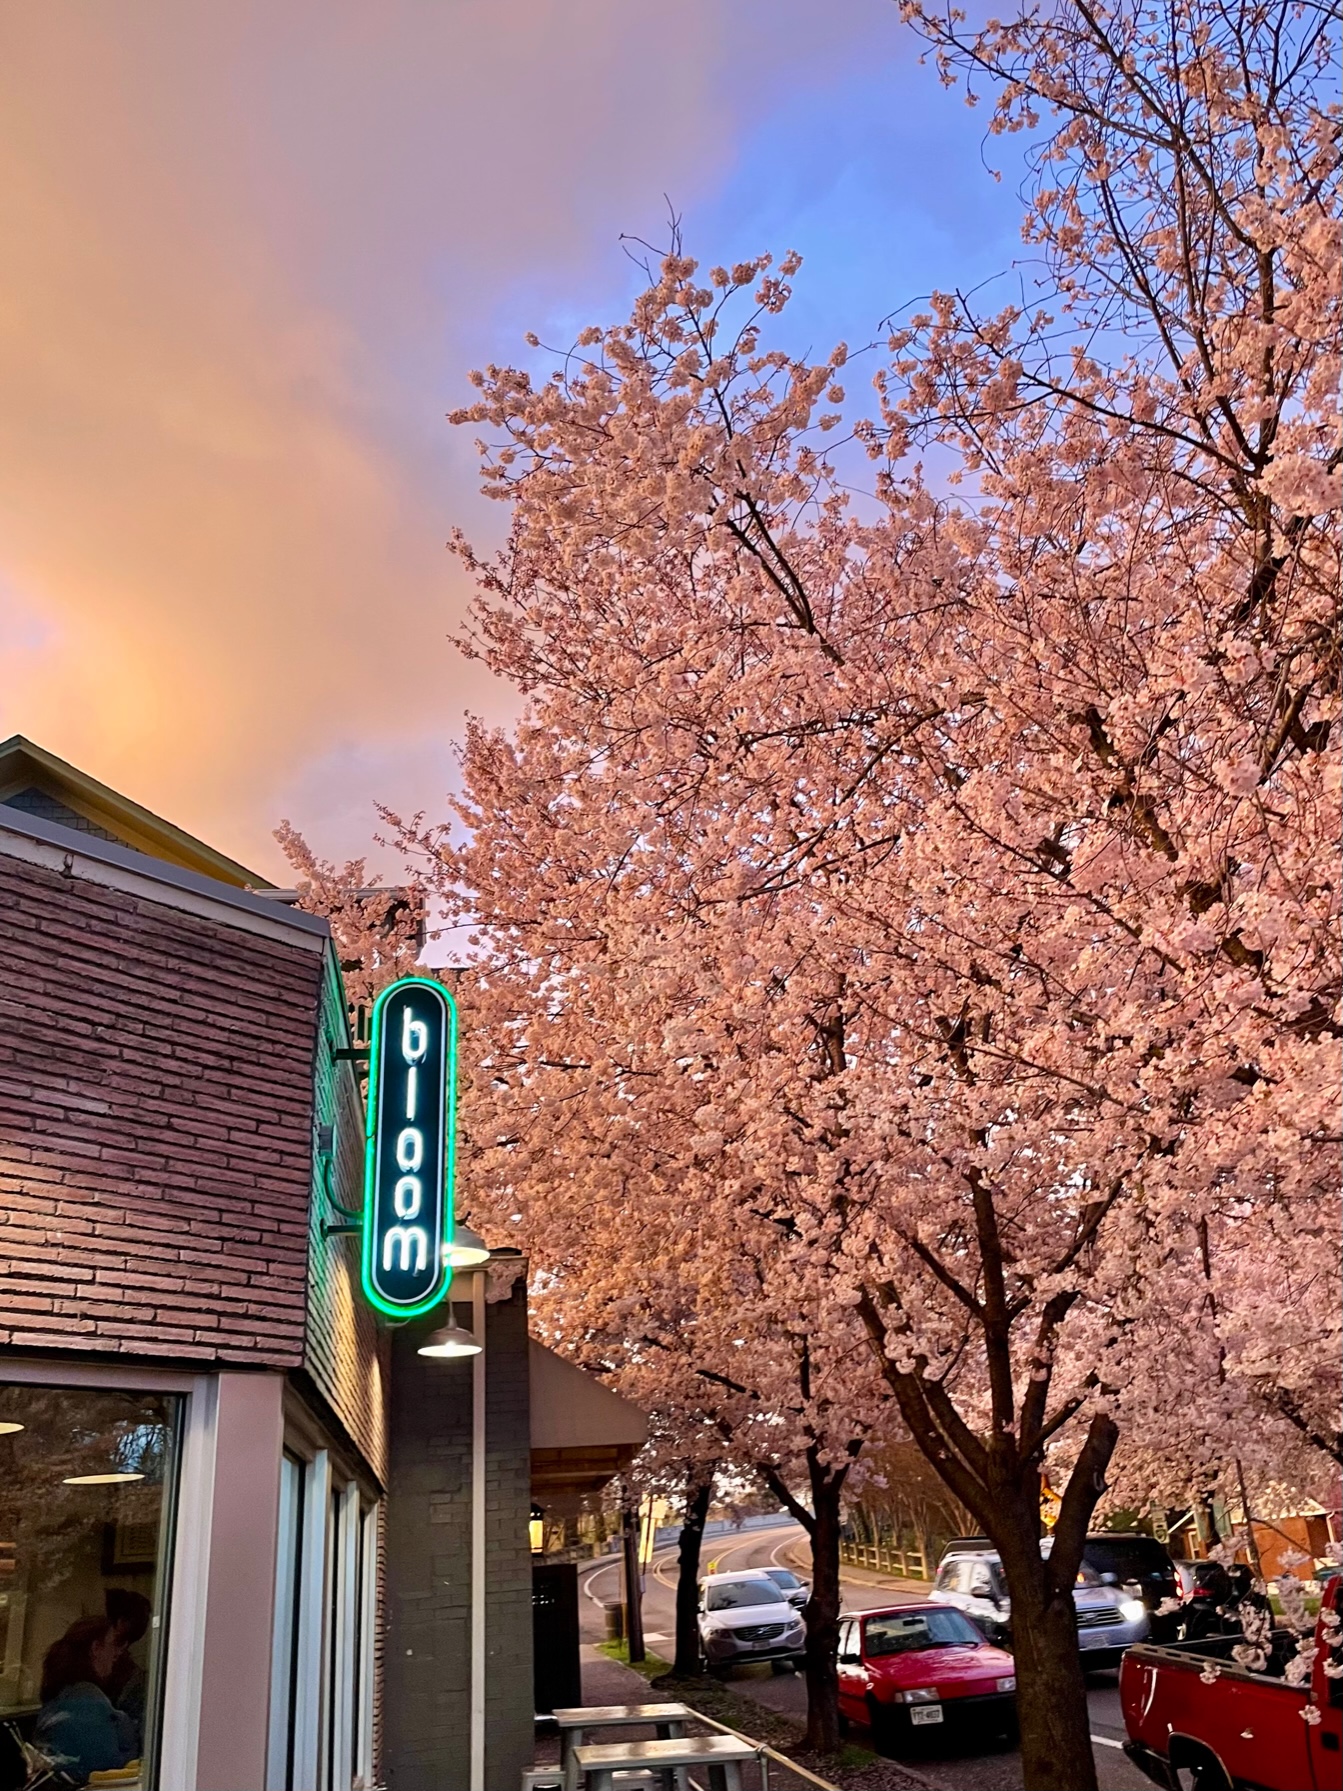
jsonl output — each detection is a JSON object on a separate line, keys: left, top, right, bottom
{"left": 1039, "top": 1539, "right": 1102, "bottom": 1588}
{"left": 767, "top": 1570, "right": 802, "bottom": 1589}
{"left": 705, "top": 1580, "right": 781, "bottom": 1611}
{"left": 1084, "top": 1539, "right": 1171, "bottom": 1581}
{"left": 865, "top": 1610, "right": 983, "bottom": 1655}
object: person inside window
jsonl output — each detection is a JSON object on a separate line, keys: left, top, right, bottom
{"left": 103, "top": 1589, "right": 152, "bottom": 1743}
{"left": 33, "top": 1618, "right": 136, "bottom": 1785}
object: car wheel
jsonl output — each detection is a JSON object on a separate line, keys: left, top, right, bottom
{"left": 1173, "top": 1754, "right": 1232, "bottom": 1791}
{"left": 867, "top": 1695, "right": 898, "bottom": 1755}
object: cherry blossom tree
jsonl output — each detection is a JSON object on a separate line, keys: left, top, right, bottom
{"left": 282, "top": 2, "right": 1337, "bottom": 1783}
{"left": 427, "top": 925, "right": 893, "bottom": 1746}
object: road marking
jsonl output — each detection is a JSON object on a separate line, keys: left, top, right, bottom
{"left": 1091, "top": 1735, "right": 1124, "bottom": 1748}
{"left": 579, "top": 1556, "right": 623, "bottom": 1608}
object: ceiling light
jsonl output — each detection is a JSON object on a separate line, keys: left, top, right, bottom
{"left": 417, "top": 1322, "right": 482, "bottom": 1359}
{"left": 62, "top": 1472, "right": 145, "bottom": 1486}
{"left": 443, "top": 1225, "right": 491, "bottom": 1270}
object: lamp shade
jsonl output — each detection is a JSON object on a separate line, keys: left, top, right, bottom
{"left": 416, "top": 1322, "right": 482, "bottom": 1359}
{"left": 443, "top": 1224, "right": 491, "bottom": 1270}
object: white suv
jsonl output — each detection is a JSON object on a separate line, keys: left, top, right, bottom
{"left": 698, "top": 1571, "right": 806, "bottom": 1674}
{"left": 929, "top": 1539, "right": 1149, "bottom": 1667}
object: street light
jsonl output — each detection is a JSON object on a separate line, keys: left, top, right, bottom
{"left": 443, "top": 1224, "right": 491, "bottom": 1269}
{"left": 416, "top": 1321, "right": 482, "bottom": 1359}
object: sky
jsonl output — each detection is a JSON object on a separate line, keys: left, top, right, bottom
{"left": 0, "top": 0, "right": 1026, "bottom": 882}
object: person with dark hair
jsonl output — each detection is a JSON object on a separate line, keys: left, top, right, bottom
{"left": 103, "top": 1589, "right": 152, "bottom": 1734}
{"left": 33, "top": 1618, "right": 136, "bottom": 1785}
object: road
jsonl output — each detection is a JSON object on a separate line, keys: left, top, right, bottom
{"left": 578, "top": 1521, "right": 1148, "bottom": 1791}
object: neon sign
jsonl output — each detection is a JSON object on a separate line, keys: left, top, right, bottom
{"left": 361, "top": 976, "right": 457, "bottom": 1318}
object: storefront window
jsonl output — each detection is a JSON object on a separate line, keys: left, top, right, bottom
{"left": 0, "top": 1384, "right": 181, "bottom": 1790}
{"left": 267, "top": 1448, "right": 379, "bottom": 1791}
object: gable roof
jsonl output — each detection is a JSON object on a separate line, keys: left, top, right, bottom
{"left": 0, "top": 734, "right": 269, "bottom": 889}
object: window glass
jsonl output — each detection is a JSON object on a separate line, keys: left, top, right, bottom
{"left": 864, "top": 1609, "right": 983, "bottom": 1655}
{"left": 933, "top": 1561, "right": 957, "bottom": 1590}
{"left": 267, "top": 1454, "right": 306, "bottom": 1791}
{"left": 1084, "top": 1538, "right": 1173, "bottom": 1582}
{"left": 0, "top": 1383, "right": 180, "bottom": 1789}
{"left": 704, "top": 1580, "right": 780, "bottom": 1611}
{"left": 766, "top": 1570, "right": 801, "bottom": 1590}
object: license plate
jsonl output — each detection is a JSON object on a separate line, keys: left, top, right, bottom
{"left": 911, "top": 1705, "right": 944, "bottom": 1726}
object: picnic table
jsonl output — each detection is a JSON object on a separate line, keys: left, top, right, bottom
{"left": 571, "top": 1731, "right": 759, "bottom": 1791}
{"left": 551, "top": 1703, "right": 693, "bottom": 1790}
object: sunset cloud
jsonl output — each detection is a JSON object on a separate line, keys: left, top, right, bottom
{"left": 0, "top": 0, "right": 1016, "bottom": 876}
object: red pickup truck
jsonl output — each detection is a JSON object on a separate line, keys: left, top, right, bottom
{"left": 1120, "top": 1579, "right": 1341, "bottom": 1790}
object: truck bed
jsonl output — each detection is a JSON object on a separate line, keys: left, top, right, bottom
{"left": 1121, "top": 1634, "right": 1339, "bottom": 1791}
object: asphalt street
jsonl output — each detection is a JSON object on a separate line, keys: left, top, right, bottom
{"left": 578, "top": 1522, "right": 1149, "bottom": 1791}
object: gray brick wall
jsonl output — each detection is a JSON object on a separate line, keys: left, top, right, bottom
{"left": 0, "top": 850, "right": 321, "bottom": 1363}
{"left": 383, "top": 1275, "right": 533, "bottom": 1791}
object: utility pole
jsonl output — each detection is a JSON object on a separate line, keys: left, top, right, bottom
{"left": 622, "top": 1487, "right": 645, "bottom": 1663}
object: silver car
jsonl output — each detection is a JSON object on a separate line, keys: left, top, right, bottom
{"left": 698, "top": 1571, "right": 806, "bottom": 1673}
{"left": 929, "top": 1541, "right": 1148, "bottom": 1667}
{"left": 761, "top": 1566, "right": 810, "bottom": 1610}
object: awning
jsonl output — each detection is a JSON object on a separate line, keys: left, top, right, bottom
{"left": 529, "top": 1341, "right": 647, "bottom": 1505}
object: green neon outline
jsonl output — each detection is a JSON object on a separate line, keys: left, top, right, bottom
{"left": 361, "top": 975, "right": 458, "bottom": 1319}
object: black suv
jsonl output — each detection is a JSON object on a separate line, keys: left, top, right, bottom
{"left": 1082, "top": 1533, "right": 1179, "bottom": 1636}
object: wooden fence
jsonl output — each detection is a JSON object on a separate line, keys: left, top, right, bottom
{"left": 839, "top": 1538, "right": 929, "bottom": 1580}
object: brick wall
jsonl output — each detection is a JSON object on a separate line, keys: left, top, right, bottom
{"left": 0, "top": 849, "right": 324, "bottom": 1365}
{"left": 382, "top": 1277, "right": 534, "bottom": 1791}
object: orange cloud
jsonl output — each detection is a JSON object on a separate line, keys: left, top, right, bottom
{"left": 0, "top": 0, "right": 891, "bottom": 875}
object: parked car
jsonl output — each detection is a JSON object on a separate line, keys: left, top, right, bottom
{"left": 837, "top": 1604, "right": 1017, "bottom": 1752}
{"left": 931, "top": 1538, "right": 1149, "bottom": 1667}
{"left": 1081, "top": 1533, "right": 1179, "bottom": 1631}
{"left": 761, "top": 1566, "right": 809, "bottom": 1609}
{"left": 1121, "top": 1575, "right": 1341, "bottom": 1790}
{"left": 698, "top": 1571, "right": 806, "bottom": 1674}
{"left": 1172, "top": 1557, "right": 1241, "bottom": 1607}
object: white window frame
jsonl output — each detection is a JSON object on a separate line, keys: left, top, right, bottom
{"left": 268, "top": 1397, "right": 381, "bottom": 1791}
{"left": 355, "top": 1503, "right": 379, "bottom": 1788}
{"left": 0, "top": 1357, "right": 211, "bottom": 1791}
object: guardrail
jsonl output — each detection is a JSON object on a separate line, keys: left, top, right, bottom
{"left": 840, "top": 1539, "right": 928, "bottom": 1580}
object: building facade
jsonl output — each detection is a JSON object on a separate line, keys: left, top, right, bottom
{"left": 0, "top": 741, "right": 644, "bottom": 1791}
{"left": 0, "top": 780, "right": 386, "bottom": 1790}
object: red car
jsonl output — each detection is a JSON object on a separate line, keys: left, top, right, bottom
{"left": 837, "top": 1603, "right": 1018, "bottom": 1750}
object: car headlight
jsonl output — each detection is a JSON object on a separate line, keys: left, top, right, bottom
{"left": 900, "top": 1688, "right": 940, "bottom": 1704}
{"left": 1119, "top": 1598, "right": 1146, "bottom": 1624}
{"left": 996, "top": 1676, "right": 1016, "bottom": 1693}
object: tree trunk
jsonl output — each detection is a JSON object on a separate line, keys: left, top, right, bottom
{"left": 673, "top": 1477, "right": 713, "bottom": 1676}
{"left": 802, "top": 1472, "right": 843, "bottom": 1754}
{"left": 1004, "top": 1547, "right": 1098, "bottom": 1791}
{"left": 622, "top": 1497, "right": 645, "bottom": 1663}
